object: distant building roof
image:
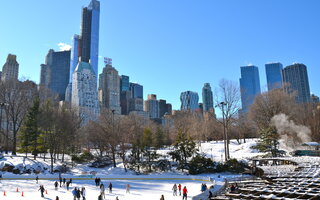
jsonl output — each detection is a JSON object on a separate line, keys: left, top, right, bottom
{"left": 301, "top": 142, "right": 320, "bottom": 146}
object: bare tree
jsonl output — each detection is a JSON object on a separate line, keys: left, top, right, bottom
{"left": 249, "top": 89, "right": 298, "bottom": 130}
{"left": 215, "top": 79, "right": 241, "bottom": 161}
{"left": 0, "top": 80, "right": 37, "bottom": 155}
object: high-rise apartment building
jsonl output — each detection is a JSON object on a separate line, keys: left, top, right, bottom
{"left": 68, "top": 0, "right": 100, "bottom": 99}
{"left": 159, "top": 99, "right": 172, "bottom": 117}
{"left": 71, "top": 61, "right": 100, "bottom": 124}
{"left": 180, "top": 91, "right": 199, "bottom": 111}
{"left": 120, "top": 90, "right": 131, "bottom": 115}
{"left": 130, "top": 83, "right": 143, "bottom": 99}
{"left": 2, "top": 54, "right": 19, "bottom": 81}
{"left": 265, "top": 62, "right": 283, "bottom": 91}
{"left": 129, "top": 98, "right": 144, "bottom": 113}
{"left": 144, "top": 94, "right": 160, "bottom": 119}
{"left": 239, "top": 65, "right": 261, "bottom": 113}
{"left": 283, "top": 63, "right": 311, "bottom": 103}
{"left": 40, "top": 49, "right": 70, "bottom": 100}
{"left": 98, "top": 64, "right": 121, "bottom": 114}
{"left": 202, "top": 83, "right": 213, "bottom": 112}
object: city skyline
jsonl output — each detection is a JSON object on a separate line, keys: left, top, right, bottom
{"left": 1, "top": 0, "right": 320, "bottom": 111}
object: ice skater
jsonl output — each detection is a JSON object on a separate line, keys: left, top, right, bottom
{"left": 126, "top": 184, "right": 131, "bottom": 193}
{"left": 178, "top": 184, "right": 182, "bottom": 196}
{"left": 172, "top": 184, "right": 177, "bottom": 196}
{"left": 108, "top": 182, "right": 113, "bottom": 193}
{"left": 182, "top": 186, "right": 188, "bottom": 200}
{"left": 38, "top": 185, "right": 45, "bottom": 197}
{"left": 100, "top": 183, "right": 105, "bottom": 199}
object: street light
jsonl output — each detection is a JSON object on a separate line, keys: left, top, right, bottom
{"left": 220, "top": 102, "right": 228, "bottom": 161}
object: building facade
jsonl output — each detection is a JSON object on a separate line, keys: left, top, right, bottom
{"left": 68, "top": 0, "right": 100, "bottom": 102}
{"left": 180, "top": 91, "right": 199, "bottom": 111}
{"left": 120, "top": 90, "right": 131, "bottom": 115}
{"left": 283, "top": 63, "right": 311, "bottom": 103}
{"left": 2, "top": 54, "right": 19, "bottom": 81}
{"left": 129, "top": 98, "right": 144, "bottom": 112}
{"left": 144, "top": 94, "right": 160, "bottom": 119}
{"left": 120, "top": 75, "right": 130, "bottom": 92}
{"left": 71, "top": 62, "right": 100, "bottom": 124}
{"left": 239, "top": 65, "right": 261, "bottom": 113}
{"left": 159, "top": 99, "right": 172, "bottom": 117}
{"left": 265, "top": 62, "right": 283, "bottom": 91}
{"left": 98, "top": 64, "right": 121, "bottom": 114}
{"left": 40, "top": 49, "right": 70, "bottom": 100}
{"left": 130, "top": 83, "right": 143, "bottom": 99}
{"left": 202, "top": 83, "right": 213, "bottom": 112}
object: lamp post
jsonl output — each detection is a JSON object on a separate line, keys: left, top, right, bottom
{"left": 111, "top": 109, "right": 116, "bottom": 167}
{"left": 220, "top": 102, "right": 228, "bottom": 161}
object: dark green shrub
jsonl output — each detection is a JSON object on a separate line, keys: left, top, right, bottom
{"left": 189, "top": 155, "right": 214, "bottom": 175}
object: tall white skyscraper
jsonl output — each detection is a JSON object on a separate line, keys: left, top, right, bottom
{"left": 71, "top": 61, "right": 100, "bottom": 124}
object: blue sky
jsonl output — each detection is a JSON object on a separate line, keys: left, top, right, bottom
{"left": 0, "top": 0, "right": 319, "bottom": 111}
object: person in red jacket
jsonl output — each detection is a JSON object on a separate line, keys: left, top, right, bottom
{"left": 178, "top": 184, "right": 182, "bottom": 196}
{"left": 182, "top": 186, "right": 188, "bottom": 200}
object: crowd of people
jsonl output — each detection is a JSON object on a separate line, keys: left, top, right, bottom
{"left": 35, "top": 176, "right": 215, "bottom": 200}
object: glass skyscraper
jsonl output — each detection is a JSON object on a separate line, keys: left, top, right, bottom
{"left": 202, "top": 83, "right": 213, "bottom": 112}
{"left": 265, "top": 62, "right": 283, "bottom": 91}
{"left": 69, "top": 0, "right": 100, "bottom": 82}
{"left": 40, "top": 49, "right": 70, "bottom": 100}
{"left": 130, "top": 83, "right": 143, "bottom": 99}
{"left": 283, "top": 63, "right": 311, "bottom": 103}
{"left": 120, "top": 75, "right": 130, "bottom": 92}
{"left": 239, "top": 65, "right": 261, "bottom": 113}
{"left": 180, "top": 91, "right": 199, "bottom": 111}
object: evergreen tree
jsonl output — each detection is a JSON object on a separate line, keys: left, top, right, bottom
{"left": 170, "top": 129, "right": 198, "bottom": 170}
{"left": 18, "top": 98, "right": 40, "bottom": 158}
{"left": 254, "top": 126, "right": 280, "bottom": 157}
{"left": 142, "top": 128, "right": 158, "bottom": 172}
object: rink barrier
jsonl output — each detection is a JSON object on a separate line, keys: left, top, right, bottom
{"left": 0, "top": 177, "right": 211, "bottom": 182}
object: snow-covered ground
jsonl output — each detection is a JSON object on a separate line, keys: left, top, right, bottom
{"left": 0, "top": 139, "right": 292, "bottom": 200}
{"left": 198, "top": 139, "right": 264, "bottom": 161}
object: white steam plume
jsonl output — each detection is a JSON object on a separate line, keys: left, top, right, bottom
{"left": 271, "top": 113, "right": 311, "bottom": 149}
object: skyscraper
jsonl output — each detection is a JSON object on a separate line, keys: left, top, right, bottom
{"left": 2, "top": 54, "right": 19, "bottom": 81}
{"left": 40, "top": 49, "right": 70, "bottom": 100}
{"left": 265, "top": 62, "right": 283, "bottom": 91}
{"left": 120, "top": 75, "right": 130, "bottom": 92}
{"left": 180, "top": 91, "right": 199, "bottom": 111}
{"left": 120, "top": 75, "right": 130, "bottom": 115}
{"left": 69, "top": 0, "right": 100, "bottom": 81}
{"left": 202, "top": 83, "right": 213, "bottom": 112}
{"left": 98, "top": 64, "right": 121, "bottom": 114}
{"left": 159, "top": 99, "right": 172, "bottom": 117}
{"left": 283, "top": 63, "right": 311, "bottom": 103}
{"left": 71, "top": 61, "right": 100, "bottom": 124}
{"left": 130, "top": 83, "right": 143, "bottom": 99}
{"left": 239, "top": 65, "right": 261, "bottom": 113}
{"left": 144, "top": 94, "right": 160, "bottom": 119}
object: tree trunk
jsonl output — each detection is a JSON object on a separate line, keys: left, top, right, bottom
{"left": 111, "top": 147, "right": 116, "bottom": 168}
{"left": 50, "top": 152, "right": 54, "bottom": 173}
{"left": 12, "top": 128, "right": 17, "bottom": 155}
